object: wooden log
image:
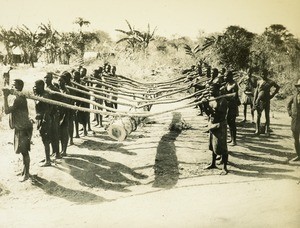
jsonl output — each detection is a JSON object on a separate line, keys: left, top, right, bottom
{"left": 106, "top": 93, "right": 236, "bottom": 141}
{"left": 106, "top": 116, "right": 145, "bottom": 141}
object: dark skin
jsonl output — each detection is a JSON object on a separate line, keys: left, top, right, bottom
{"left": 73, "top": 74, "right": 88, "bottom": 137}
{"left": 238, "top": 73, "right": 256, "bottom": 123}
{"left": 33, "top": 81, "right": 52, "bottom": 166}
{"left": 3, "top": 80, "right": 31, "bottom": 181}
{"left": 58, "top": 77, "right": 70, "bottom": 156}
{"left": 202, "top": 86, "right": 229, "bottom": 175}
{"left": 253, "top": 71, "right": 280, "bottom": 135}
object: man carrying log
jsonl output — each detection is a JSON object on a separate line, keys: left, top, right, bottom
{"left": 73, "top": 71, "right": 89, "bottom": 136}
{"left": 61, "top": 71, "right": 76, "bottom": 145}
{"left": 93, "top": 69, "right": 105, "bottom": 127}
{"left": 3, "top": 79, "right": 33, "bottom": 182}
{"left": 110, "top": 66, "right": 118, "bottom": 110}
{"left": 58, "top": 74, "right": 71, "bottom": 156}
{"left": 44, "top": 73, "right": 61, "bottom": 158}
{"left": 33, "top": 80, "right": 54, "bottom": 166}
{"left": 201, "top": 82, "right": 229, "bottom": 175}
{"left": 223, "top": 71, "right": 240, "bottom": 146}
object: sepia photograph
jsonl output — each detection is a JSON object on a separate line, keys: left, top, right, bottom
{"left": 0, "top": 0, "right": 299, "bottom": 227}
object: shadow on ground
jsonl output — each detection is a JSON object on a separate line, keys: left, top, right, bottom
{"left": 31, "top": 175, "right": 107, "bottom": 204}
{"left": 228, "top": 120, "right": 299, "bottom": 180}
{"left": 153, "top": 112, "right": 182, "bottom": 189}
{"left": 77, "top": 139, "right": 136, "bottom": 155}
{"left": 56, "top": 154, "right": 148, "bottom": 192}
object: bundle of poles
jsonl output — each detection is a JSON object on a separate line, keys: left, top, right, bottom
{"left": 9, "top": 73, "right": 236, "bottom": 141}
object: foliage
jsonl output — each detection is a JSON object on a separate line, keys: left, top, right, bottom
{"left": 202, "top": 26, "right": 255, "bottom": 70}
{"left": 0, "top": 27, "right": 16, "bottom": 64}
{"left": 15, "top": 25, "right": 43, "bottom": 67}
{"left": 38, "top": 22, "right": 60, "bottom": 64}
{"left": 116, "top": 20, "right": 156, "bottom": 53}
{"left": 74, "top": 17, "right": 90, "bottom": 30}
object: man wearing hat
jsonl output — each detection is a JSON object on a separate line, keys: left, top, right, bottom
{"left": 287, "top": 79, "right": 300, "bottom": 162}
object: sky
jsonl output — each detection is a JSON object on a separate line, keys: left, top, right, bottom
{"left": 0, "top": 0, "right": 299, "bottom": 40}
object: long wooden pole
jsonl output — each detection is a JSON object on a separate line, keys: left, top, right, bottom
{"left": 66, "top": 84, "right": 138, "bottom": 108}
{"left": 10, "top": 90, "right": 134, "bottom": 117}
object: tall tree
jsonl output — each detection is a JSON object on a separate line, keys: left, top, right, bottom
{"left": 16, "top": 25, "right": 42, "bottom": 67}
{"left": 116, "top": 20, "right": 156, "bottom": 53}
{"left": 73, "top": 17, "right": 91, "bottom": 59}
{"left": 38, "top": 22, "right": 60, "bottom": 63}
{"left": 215, "top": 26, "right": 255, "bottom": 70}
{"left": 0, "top": 27, "right": 15, "bottom": 64}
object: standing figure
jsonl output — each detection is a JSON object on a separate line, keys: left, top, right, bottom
{"left": 201, "top": 83, "right": 229, "bottom": 175}
{"left": 238, "top": 69, "right": 257, "bottom": 123}
{"left": 110, "top": 66, "right": 118, "bottom": 110}
{"left": 58, "top": 75, "right": 70, "bottom": 156}
{"left": 94, "top": 70, "right": 104, "bottom": 127}
{"left": 62, "top": 71, "right": 75, "bottom": 145}
{"left": 224, "top": 71, "right": 240, "bottom": 146}
{"left": 3, "top": 79, "right": 33, "bottom": 182}
{"left": 44, "top": 73, "right": 61, "bottom": 158}
{"left": 287, "top": 79, "right": 300, "bottom": 162}
{"left": 73, "top": 72, "right": 89, "bottom": 136}
{"left": 253, "top": 69, "right": 280, "bottom": 135}
{"left": 33, "top": 80, "right": 53, "bottom": 166}
{"left": 3, "top": 66, "right": 13, "bottom": 86}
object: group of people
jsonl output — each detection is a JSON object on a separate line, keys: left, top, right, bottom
{"left": 2, "top": 63, "right": 118, "bottom": 181}
{"left": 2, "top": 61, "right": 299, "bottom": 181}
{"left": 184, "top": 64, "right": 300, "bottom": 174}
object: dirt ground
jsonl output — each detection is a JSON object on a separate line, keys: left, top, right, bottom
{"left": 0, "top": 67, "right": 299, "bottom": 227}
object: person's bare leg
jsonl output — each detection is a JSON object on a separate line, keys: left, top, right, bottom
{"left": 220, "top": 153, "right": 228, "bottom": 175}
{"left": 205, "top": 152, "right": 218, "bottom": 169}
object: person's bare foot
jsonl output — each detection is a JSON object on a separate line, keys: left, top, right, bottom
{"left": 253, "top": 131, "right": 260, "bottom": 136}
{"left": 204, "top": 164, "right": 218, "bottom": 170}
{"left": 19, "top": 174, "right": 30, "bottom": 182}
{"left": 61, "top": 152, "right": 67, "bottom": 157}
{"left": 55, "top": 154, "right": 62, "bottom": 159}
{"left": 40, "top": 162, "right": 51, "bottom": 167}
{"left": 290, "top": 156, "right": 300, "bottom": 162}
{"left": 217, "top": 160, "right": 224, "bottom": 165}
{"left": 230, "top": 141, "right": 237, "bottom": 146}
{"left": 220, "top": 168, "right": 228, "bottom": 175}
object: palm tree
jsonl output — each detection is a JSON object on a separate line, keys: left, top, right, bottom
{"left": 57, "top": 32, "right": 77, "bottom": 64}
{"left": 38, "top": 22, "right": 60, "bottom": 63}
{"left": 16, "top": 25, "right": 42, "bottom": 67}
{"left": 0, "top": 27, "right": 15, "bottom": 65}
{"left": 73, "top": 17, "right": 91, "bottom": 62}
{"left": 116, "top": 20, "right": 156, "bottom": 53}
{"left": 74, "top": 17, "right": 90, "bottom": 32}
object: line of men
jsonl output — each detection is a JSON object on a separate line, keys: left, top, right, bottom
{"left": 185, "top": 65, "right": 282, "bottom": 174}
{"left": 2, "top": 63, "right": 118, "bottom": 181}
